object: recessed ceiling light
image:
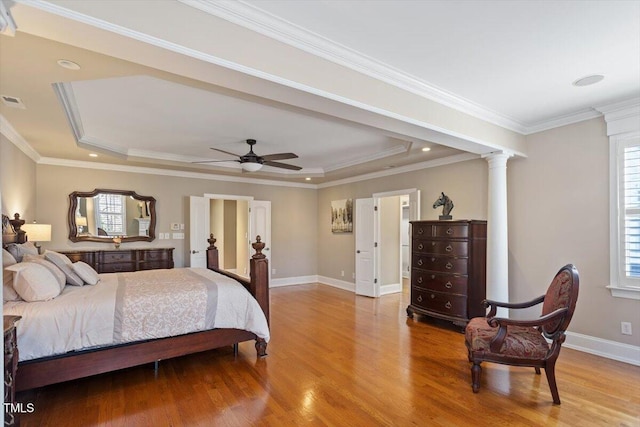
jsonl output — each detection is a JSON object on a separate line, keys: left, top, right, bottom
{"left": 572, "top": 74, "right": 604, "bottom": 87}
{"left": 57, "top": 59, "right": 81, "bottom": 70}
{"left": 305, "top": 177, "right": 311, "bottom": 181}
{"left": 89, "top": 153, "right": 98, "bottom": 158}
{"left": 421, "top": 147, "right": 431, "bottom": 152}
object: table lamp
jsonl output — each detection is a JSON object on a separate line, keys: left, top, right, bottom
{"left": 22, "top": 222, "right": 52, "bottom": 254}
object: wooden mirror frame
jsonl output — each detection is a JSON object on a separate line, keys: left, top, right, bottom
{"left": 68, "top": 189, "right": 156, "bottom": 243}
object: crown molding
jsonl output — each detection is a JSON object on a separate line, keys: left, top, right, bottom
{"left": 0, "top": 114, "right": 40, "bottom": 162}
{"left": 37, "top": 157, "right": 317, "bottom": 189}
{"left": 317, "top": 152, "right": 479, "bottom": 189}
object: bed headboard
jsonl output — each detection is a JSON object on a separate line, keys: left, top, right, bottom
{"left": 2, "top": 213, "right": 24, "bottom": 246}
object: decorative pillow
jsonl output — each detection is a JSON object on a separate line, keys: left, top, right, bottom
{"left": 22, "top": 254, "right": 66, "bottom": 292}
{"left": 43, "top": 250, "right": 84, "bottom": 286}
{"left": 2, "top": 249, "right": 21, "bottom": 302}
{"left": 2, "top": 248, "right": 17, "bottom": 267}
{"left": 72, "top": 261, "right": 100, "bottom": 286}
{"left": 5, "top": 242, "right": 38, "bottom": 262}
{"left": 5, "top": 262, "right": 61, "bottom": 302}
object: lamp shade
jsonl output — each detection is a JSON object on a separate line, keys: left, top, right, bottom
{"left": 241, "top": 162, "right": 263, "bottom": 172}
{"left": 22, "top": 223, "right": 52, "bottom": 242}
{"left": 76, "top": 217, "right": 88, "bottom": 226}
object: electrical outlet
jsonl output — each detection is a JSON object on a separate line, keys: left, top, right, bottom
{"left": 170, "top": 223, "right": 180, "bottom": 231}
{"left": 341, "top": 270, "right": 344, "bottom": 277}
{"left": 172, "top": 232, "right": 184, "bottom": 240}
{"left": 272, "top": 268, "right": 276, "bottom": 275}
{"left": 621, "top": 322, "right": 633, "bottom": 335}
{"left": 158, "top": 233, "right": 164, "bottom": 240}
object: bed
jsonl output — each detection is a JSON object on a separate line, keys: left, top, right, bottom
{"left": 2, "top": 214, "right": 270, "bottom": 392}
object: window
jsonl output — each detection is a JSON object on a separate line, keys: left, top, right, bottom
{"left": 610, "top": 133, "right": 640, "bottom": 299}
{"left": 95, "top": 193, "right": 126, "bottom": 235}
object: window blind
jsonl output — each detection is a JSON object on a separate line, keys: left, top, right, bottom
{"left": 623, "top": 144, "right": 640, "bottom": 278}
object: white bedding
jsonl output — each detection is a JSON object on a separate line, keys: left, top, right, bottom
{"left": 3, "top": 268, "right": 270, "bottom": 361}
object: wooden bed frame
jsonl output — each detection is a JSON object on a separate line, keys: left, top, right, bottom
{"left": 2, "top": 214, "right": 270, "bottom": 392}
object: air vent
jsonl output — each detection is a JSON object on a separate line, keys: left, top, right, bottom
{"left": 1, "top": 95, "right": 25, "bottom": 109}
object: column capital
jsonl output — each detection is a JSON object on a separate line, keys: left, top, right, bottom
{"left": 481, "top": 150, "right": 514, "bottom": 160}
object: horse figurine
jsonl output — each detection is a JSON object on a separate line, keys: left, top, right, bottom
{"left": 433, "top": 192, "right": 454, "bottom": 220}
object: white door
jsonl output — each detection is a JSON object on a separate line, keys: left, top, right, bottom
{"left": 249, "top": 200, "right": 271, "bottom": 276}
{"left": 355, "top": 198, "right": 377, "bottom": 297}
{"left": 189, "top": 196, "right": 210, "bottom": 267}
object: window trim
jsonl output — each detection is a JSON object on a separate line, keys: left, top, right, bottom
{"left": 599, "top": 98, "right": 640, "bottom": 300}
{"left": 609, "top": 131, "right": 640, "bottom": 300}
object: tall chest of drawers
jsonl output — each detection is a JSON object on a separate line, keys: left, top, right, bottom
{"left": 406, "top": 220, "right": 487, "bottom": 327}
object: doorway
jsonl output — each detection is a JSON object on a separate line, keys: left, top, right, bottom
{"left": 355, "top": 189, "right": 420, "bottom": 297}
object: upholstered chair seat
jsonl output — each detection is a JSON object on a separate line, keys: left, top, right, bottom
{"left": 465, "top": 319, "right": 550, "bottom": 359}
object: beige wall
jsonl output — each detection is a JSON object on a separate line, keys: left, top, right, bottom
{"left": 380, "top": 196, "right": 401, "bottom": 286}
{"left": 510, "top": 117, "right": 639, "bottom": 347}
{"left": 0, "top": 134, "right": 37, "bottom": 221}
{"left": 33, "top": 163, "right": 318, "bottom": 277}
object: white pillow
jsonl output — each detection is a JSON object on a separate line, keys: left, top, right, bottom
{"left": 72, "top": 261, "right": 100, "bottom": 285}
{"left": 2, "top": 248, "right": 17, "bottom": 267}
{"left": 5, "top": 242, "right": 38, "bottom": 262}
{"left": 5, "top": 262, "right": 61, "bottom": 302}
{"left": 43, "top": 250, "right": 84, "bottom": 286}
{"left": 22, "top": 255, "right": 66, "bottom": 292}
{"left": 2, "top": 249, "right": 21, "bottom": 302}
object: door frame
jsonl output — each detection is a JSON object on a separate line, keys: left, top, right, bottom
{"left": 372, "top": 188, "right": 420, "bottom": 296}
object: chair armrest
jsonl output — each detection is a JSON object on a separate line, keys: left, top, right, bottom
{"left": 484, "top": 294, "right": 545, "bottom": 317}
{"left": 488, "top": 307, "right": 568, "bottom": 353}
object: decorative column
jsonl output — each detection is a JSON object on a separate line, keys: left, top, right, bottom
{"left": 482, "top": 151, "right": 513, "bottom": 316}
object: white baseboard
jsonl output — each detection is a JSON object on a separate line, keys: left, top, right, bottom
{"left": 267, "top": 277, "right": 640, "bottom": 366}
{"left": 380, "top": 283, "right": 402, "bottom": 295}
{"left": 270, "top": 275, "right": 318, "bottom": 288}
{"left": 317, "top": 276, "right": 355, "bottom": 292}
{"left": 565, "top": 331, "right": 640, "bottom": 366}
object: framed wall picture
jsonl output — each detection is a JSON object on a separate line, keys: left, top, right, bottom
{"left": 331, "top": 199, "right": 353, "bottom": 233}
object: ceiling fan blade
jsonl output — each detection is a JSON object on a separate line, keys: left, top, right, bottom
{"left": 210, "top": 148, "right": 242, "bottom": 157}
{"left": 192, "top": 159, "right": 240, "bottom": 164}
{"left": 261, "top": 152, "right": 298, "bottom": 161}
{"left": 263, "top": 160, "right": 302, "bottom": 171}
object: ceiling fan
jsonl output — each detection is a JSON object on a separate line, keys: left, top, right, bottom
{"left": 194, "top": 139, "right": 302, "bottom": 172}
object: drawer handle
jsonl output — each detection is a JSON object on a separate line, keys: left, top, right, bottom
{"left": 417, "top": 227, "right": 424, "bottom": 234}
{"left": 445, "top": 262, "right": 453, "bottom": 270}
{"left": 417, "top": 276, "right": 423, "bottom": 284}
{"left": 446, "top": 228, "right": 453, "bottom": 235}
{"left": 430, "top": 294, "right": 435, "bottom": 299}
{"left": 445, "top": 301, "right": 452, "bottom": 309}
{"left": 445, "top": 281, "right": 452, "bottom": 289}
{"left": 431, "top": 275, "right": 435, "bottom": 279}
{"left": 431, "top": 241, "right": 436, "bottom": 246}
{"left": 431, "top": 257, "right": 435, "bottom": 262}
{"left": 417, "top": 243, "right": 424, "bottom": 250}
{"left": 417, "top": 259, "right": 423, "bottom": 266}
{"left": 445, "top": 245, "right": 453, "bottom": 252}
{"left": 417, "top": 295, "right": 423, "bottom": 303}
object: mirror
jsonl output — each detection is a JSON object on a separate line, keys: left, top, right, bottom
{"left": 68, "top": 189, "right": 156, "bottom": 243}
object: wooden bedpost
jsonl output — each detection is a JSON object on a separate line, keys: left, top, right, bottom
{"left": 250, "top": 236, "right": 270, "bottom": 325}
{"left": 250, "top": 236, "right": 270, "bottom": 358}
{"left": 206, "top": 233, "right": 219, "bottom": 269}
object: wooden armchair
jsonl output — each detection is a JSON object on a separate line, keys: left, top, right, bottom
{"left": 464, "top": 264, "right": 579, "bottom": 404}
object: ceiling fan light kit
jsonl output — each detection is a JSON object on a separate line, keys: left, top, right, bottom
{"left": 241, "top": 162, "right": 263, "bottom": 172}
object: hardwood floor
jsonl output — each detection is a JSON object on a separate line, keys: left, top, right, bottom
{"left": 17, "top": 283, "right": 640, "bottom": 426}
